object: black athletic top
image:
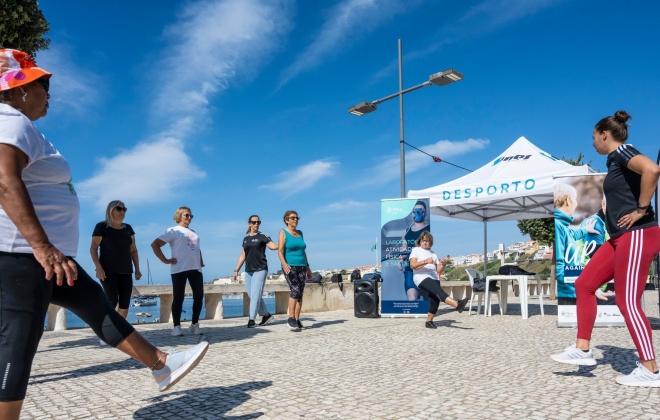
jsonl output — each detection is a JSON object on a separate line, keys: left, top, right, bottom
{"left": 242, "top": 232, "right": 273, "bottom": 272}
{"left": 603, "top": 144, "right": 657, "bottom": 238}
{"left": 92, "top": 222, "right": 135, "bottom": 274}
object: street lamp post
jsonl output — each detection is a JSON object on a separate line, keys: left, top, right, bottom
{"left": 348, "top": 39, "right": 463, "bottom": 198}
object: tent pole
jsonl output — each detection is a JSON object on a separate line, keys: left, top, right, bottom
{"left": 483, "top": 219, "right": 488, "bottom": 276}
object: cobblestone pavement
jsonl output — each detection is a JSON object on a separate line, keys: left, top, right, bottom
{"left": 24, "top": 292, "right": 660, "bottom": 419}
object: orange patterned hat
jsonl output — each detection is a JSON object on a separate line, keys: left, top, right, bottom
{"left": 0, "top": 49, "right": 51, "bottom": 92}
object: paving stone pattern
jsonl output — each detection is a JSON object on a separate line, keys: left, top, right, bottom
{"left": 25, "top": 293, "right": 660, "bottom": 419}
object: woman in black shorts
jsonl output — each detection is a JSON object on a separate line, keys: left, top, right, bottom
{"left": 91, "top": 200, "right": 142, "bottom": 321}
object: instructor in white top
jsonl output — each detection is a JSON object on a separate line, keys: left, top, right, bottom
{"left": 152, "top": 206, "right": 205, "bottom": 336}
{"left": 409, "top": 231, "right": 468, "bottom": 329}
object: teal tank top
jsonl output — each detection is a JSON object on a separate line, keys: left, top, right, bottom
{"left": 283, "top": 230, "right": 307, "bottom": 267}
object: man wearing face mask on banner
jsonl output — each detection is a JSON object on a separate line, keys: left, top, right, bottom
{"left": 400, "top": 201, "right": 431, "bottom": 301}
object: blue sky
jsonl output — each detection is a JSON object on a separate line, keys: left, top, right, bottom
{"left": 34, "top": 0, "right": 659, "bottom": 284}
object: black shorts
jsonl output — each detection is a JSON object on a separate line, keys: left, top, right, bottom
{"left": 0, "top": 252, "right": 135, "bottom": 401}
{"left": 101, "top": 272, "right": 133, "bottom": 309}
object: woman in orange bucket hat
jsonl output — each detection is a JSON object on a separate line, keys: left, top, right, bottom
{"left": 0, "top": 49, "right": 209, "bottom": 419}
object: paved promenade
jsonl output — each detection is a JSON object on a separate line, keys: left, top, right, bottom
{"left": 25, "top": 292, "right": 660, "bottom": 419}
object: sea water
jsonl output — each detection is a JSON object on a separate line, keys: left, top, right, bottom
{"left": 57, "top": 296, "right": 276, "bottom": 329}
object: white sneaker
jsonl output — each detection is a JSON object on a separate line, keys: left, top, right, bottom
{"left": 152, "top": 341, "right": 209, "bottom": 392}
{"left": 616, "top": 361, "right": 660, "bottom": 387}
{"left": 189, "top": 323, "right": 201, "bottom": 335}
{"left": 550, "top": 344, "right": 597, "bottom": 366}
{"left": 171, "top": 326, "right": 184, "bottom": 336}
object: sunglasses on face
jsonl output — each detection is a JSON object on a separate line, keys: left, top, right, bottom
{"left": 249, "top": 220, "right": 261, "bottom": 225}
{"left": 36, "top": 78, "right": 49, "bottom": 93}
{"left": 182, "top": 213, "right": 194, "bottom": 219}
{"left": 288, "top": 216, "right": 300, "bottom": 221}
{"left": 114, "top": 206, "right": 127, "bottom": 212}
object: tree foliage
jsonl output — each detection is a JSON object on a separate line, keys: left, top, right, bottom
{"left": 517, "top": 217, "right": 555, "bottom": 246}
{"left": 0, "top": 0, "right": 50, "bottom": 57}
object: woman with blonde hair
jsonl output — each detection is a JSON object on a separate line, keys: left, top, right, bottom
{"left": 152, "top": 207, "right": 204, "bottom": 337}
{"left": 90, "top": 200, "right": 141, "bottom": 325}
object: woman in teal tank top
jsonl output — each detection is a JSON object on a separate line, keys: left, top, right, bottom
{"left": 278, "top": 210, "right": 312, "bottom": 331}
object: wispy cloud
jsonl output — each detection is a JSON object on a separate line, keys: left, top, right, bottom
{"left": 77, "top": 0, "right": 293, "bottom": 206}
{"left": 358, "top": 138, "right": 489, "bottom": 187}
{"left": 315, "top": 199, "right": 370, "bottom": 213}
{"left": 260, "top": 159, "right": 338, "bottom": 196}
{"left": 76, "top": 137, "right": 205, "bottom": 210}
{"left": 368, "top": 0, "right": 562, "bottom": 86}
{"left": 37, "top": 44, "right": 101, "bottom": 118}
{"left": 278, "top": 0, "right": 409, "bottom": 88}
{"left": 459, "top": 0, "right": 561, "bottom": 29}
{"left": 153, "top": 0, "right": 293, "bottom": 127}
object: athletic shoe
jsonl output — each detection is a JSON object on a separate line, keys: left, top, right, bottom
{"left": 615, "top": 362, "right": 660, "bottom": 387}
{"left": 152, "top": 341, "right": 209, "bottom": 392}
{"left": 287, "top": 317, "right": 299, "bottom": 331}
{"left": 247, "top": 320, "right": 256, "bottom": 328}
{"left": 456, "top": 298, "right": 468, "bottom": 314}
{"left": 258, "top": 313, "right": 274, "bottom": 326}
{"left": 425, "top": 321, "right": 437, "bottom": 329}
{"left": 550, "top": 344, "right": 597, "bottom": 366}
{"left": 189, "top": 323, "right": 202, "bottom": 335}
{"left": 297, "top": 319, "right": 305, "bottom": 329}
{"left": 171, "top": 326, "right": 184, "bottom": 337}
{"left": 99, "top": 339, "right": 109, "bottom": 346}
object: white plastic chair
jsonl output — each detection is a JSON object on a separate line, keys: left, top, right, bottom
{"left": 465, "top": 268, "right": 501, "bottom": 316}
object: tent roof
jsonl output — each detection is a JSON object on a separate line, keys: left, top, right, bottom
{"left": 408, "top": 136, "right": 592, "bottom": 221}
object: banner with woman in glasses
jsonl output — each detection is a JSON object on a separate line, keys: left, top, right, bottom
{"left": 554, "top": 174, "right": 624, "bottom": 327}
{"left": 381, "top": 198, "right": 431, "bottom": 316}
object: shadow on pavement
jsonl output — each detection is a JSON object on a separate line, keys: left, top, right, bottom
{"left": 552, "top": 365, "right": 597, "bottom": 377}
{"left": 134, "top": 381, "right": 272, "bottom": 419}
{"left": 595, "top": 344, "right": 639, "bottom": 374}
{"left": 431, "top": 319, "right": 474, "bottom": 330}
{"left": 29, "top": 358, "right": 142, "bottom": 385}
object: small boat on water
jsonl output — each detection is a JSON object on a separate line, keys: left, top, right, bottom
{"left": 136, "top": 312, "right": 152, "bottom": 317}
{"left": 133, "top": 295, "right": 158, "bottom": 307}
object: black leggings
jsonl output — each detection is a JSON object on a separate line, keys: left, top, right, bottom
{"left": 285, "top": 266, "right": 307, "bottom": 302}
{"left": 0, "top": 252, "right": 135, "bottom": 401}
{"left": 171, "top": 269, "right": 204, "bottom": 326}
{"left": 418, "top": 278, "right": 450, "bottom": 314}
{"left": 100, "top": 272, "right": 133, "bottom": 309}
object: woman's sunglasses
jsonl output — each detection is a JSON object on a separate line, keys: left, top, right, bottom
{"left": 37, "top": 78, "right": 49, "bottom": 93}
{"left": 114, "top": 206, "right": 127, "bottom": 212}
{"left": 288, "top": 216, "right": 300, "bottom": 221}
{"left": 182, "top": 213, "right": 194, "bottom": 219}
{"left": 249, "top": 221, "right": 261, "bottom": 225}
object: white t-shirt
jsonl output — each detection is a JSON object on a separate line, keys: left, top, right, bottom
{"left": 0, "top": 104, "right": 79, "bottom": 256}
{"left": 409, "top": 246, "right": 439, "bottom": 286}
{"left": 158, "top": 225, "right": 202, "bottom": 274}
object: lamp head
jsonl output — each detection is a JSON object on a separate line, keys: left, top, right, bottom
{"left": 429, "top": 68, "right": 463, "bottom": 86}
{"left": 348, "top": 101, "right": 377, "bottom": 116}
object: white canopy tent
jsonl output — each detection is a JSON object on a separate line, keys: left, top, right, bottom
{"left": 408, "top": 136, "right": 593, "bottom": 274}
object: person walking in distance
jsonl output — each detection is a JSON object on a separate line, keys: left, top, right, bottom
{"left": 233, "top": 214, "right": 277, "bottom": 328}
{"left": 278, "top": 210, "right": 312, "bottom": 331}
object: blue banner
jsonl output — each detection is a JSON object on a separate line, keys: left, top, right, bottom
{"left": 381, "top": 198, "right": 430, "bottom": 316}
{"left": 554, "top": 174, "right": 624, "bottom": 327}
